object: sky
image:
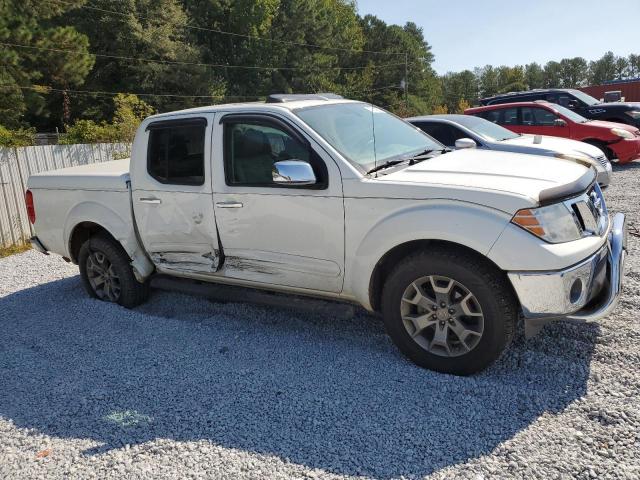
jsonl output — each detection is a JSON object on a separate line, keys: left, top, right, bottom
{"left": 356, "top": 0, "right": 640, "bottom": 74}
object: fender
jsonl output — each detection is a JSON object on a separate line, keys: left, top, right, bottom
{"left": 64, "top": 201, "right": 154, "bottom": 281}
{"left": 345, "top": 200, "right": 512, "bottom": 310}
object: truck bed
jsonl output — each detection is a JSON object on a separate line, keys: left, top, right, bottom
{"left": 28, "top": 159, "right": 131, "bottom": 191}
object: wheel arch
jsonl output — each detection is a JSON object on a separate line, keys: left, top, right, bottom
{"left": 368, "top": 239, "right": 510, "bottom": 313}
{"left": 68, "top": 221, "right": 122, "bottom": 264}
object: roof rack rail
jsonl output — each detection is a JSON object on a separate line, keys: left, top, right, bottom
{"left": 266, "top": 93, "right": 344, "bottom": 103}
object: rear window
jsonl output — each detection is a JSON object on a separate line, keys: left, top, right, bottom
{"left": 147, "top": 120, "right": 206, "bottom": 185}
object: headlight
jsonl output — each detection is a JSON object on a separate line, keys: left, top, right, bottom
{"left": 512, "top": 203, "right": 582, "bottom": 243}
{"left": 611, "top": 127, "right": 634, "bottom": 139}
{"left": 624, "top": 110, "right": 640, "bottom": 119}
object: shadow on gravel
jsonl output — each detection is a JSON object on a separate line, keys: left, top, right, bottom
{"left": 0, "top": 276, "right": 598, "bottom": 479}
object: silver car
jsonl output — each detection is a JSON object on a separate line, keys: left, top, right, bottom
{"left": 407, "top": 114, "right": 612, "bottom": 187}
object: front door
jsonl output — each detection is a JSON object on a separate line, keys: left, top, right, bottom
{"left": 132, "top": 114, "right": 222, "bottom": 274}
{"left": 519, "top": 106, "right": 571, "bottom": 138}
{"left": 211, "top": 113, "right": 345, "bottom": 293}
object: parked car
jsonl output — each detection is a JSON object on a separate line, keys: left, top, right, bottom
{"left": 465, "top": 101, "right": 640, "bottom": 163}
{"left": 406, "top": 114, "right": 612, "bottom": 187}
{"left": 480, "top": 88, "right": 640, "bottom": 128}
{"left": 26, "top": 95, "right": 627, "bottom": 376}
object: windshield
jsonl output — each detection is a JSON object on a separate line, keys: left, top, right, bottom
{"left": 295, "top": 103, "right": 443, "bottom": 172}
{"left": 570, "top": 89, "right": 600, "bottom": 106}
{"left": 450, "top": 115, "right": 519, "bottom": 142}
{"left": 551, "top": 103, "right": 589, "bottom": 123}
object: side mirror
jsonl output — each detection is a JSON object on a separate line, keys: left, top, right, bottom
{"left": 554, "top": 118, "right": 567, "bottom": 127}
{"left": 272, "top": 160, "right": 316, "bottom": 185}
{"left": 454, "top": 138, "right": 477, "bottom": 149}
{"left": 567, "top": 100, "right": 579, "bottom": 109}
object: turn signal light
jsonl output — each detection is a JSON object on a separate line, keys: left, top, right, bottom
{"left": 25, "top": 190, "right": 35, "bottom": 224}
{"left": 512, "top": 209, "right": 545, "bottom": 237}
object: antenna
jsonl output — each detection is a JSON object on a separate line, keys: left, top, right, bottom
{"left": 371, "top": 103, "right": 378, "bottom": 177}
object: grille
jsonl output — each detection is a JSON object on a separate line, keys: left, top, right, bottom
{"left": 594, "top": 155, "right": 608, "bottom": 168}
{"left": 571, "top": 185, "right": 608, "bottom": 237}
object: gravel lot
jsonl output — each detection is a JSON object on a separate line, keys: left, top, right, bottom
{"left": 1, "top": 164, "right": 640, "bottom": 479}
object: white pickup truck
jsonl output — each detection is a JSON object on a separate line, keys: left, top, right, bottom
{"left": 26, "top": 95, "right": 627, "bottom": 375}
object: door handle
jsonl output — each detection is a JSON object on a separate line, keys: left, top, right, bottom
{"left": 216, "top": 201, "right": 243, "bottom": 208}
{"left": 139, "top": 197, "right": 162, "bottom": 204}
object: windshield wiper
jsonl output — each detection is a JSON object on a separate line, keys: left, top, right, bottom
{"left": 406, "top": 148, "right": 450, "bottom": 164}
{"left": 365, "top": 160, "right": 406, "bottom": 175}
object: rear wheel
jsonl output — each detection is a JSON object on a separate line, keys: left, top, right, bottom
{"left": 381, "top": 247, "right": 517, "bottom": 375}
{"left": 78, "top": 234, "right": 149, "bottom": 308}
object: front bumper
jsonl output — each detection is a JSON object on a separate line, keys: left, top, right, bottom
{"left": 508, "top": 213, "right": 627, "bottom": 336}
{"left": 610, "top": 138, "right": 640, "bottom": 163}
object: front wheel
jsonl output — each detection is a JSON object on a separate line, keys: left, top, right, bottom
{"left": 381, "top": 247, "right": 517, "bottom": 375}
{"left": 78, "top": 234, "right": 149, "bottom": 308}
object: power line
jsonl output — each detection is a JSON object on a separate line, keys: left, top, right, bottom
{"left": 0, "top": 84, "right": 264, "bottom": 100}
{"left": 2, "top": 42, "right": 406, "bottom": 72}
{"left": 49, "top": 0, "right": 407, "bottom": 57}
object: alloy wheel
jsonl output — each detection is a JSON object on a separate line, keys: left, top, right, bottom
{"left": 400, "top": 275, "right": 484, "bottom": 357}
{"left": 86, "top": 250, "right": 121, "bottom": 302}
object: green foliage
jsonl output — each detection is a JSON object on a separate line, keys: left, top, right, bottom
{"left": 60, "top": 94, "right": 154, "bottom": 144}
{"left": 0, "top": 125, "right": 36, "bottom": 147}
{"left": 0, "top": 0, "right": 93, "bottom": 130}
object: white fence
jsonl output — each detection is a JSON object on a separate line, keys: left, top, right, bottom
{"left": 0, "top": 143, "right": 130, "bottom": 248}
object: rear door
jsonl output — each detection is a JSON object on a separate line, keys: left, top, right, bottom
{"left": 132, "top": 114, "right": 222, "bottom": 274}
{"left": 211, "top": 112, "right": 345, "bottom": 293}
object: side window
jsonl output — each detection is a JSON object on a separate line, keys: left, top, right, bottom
{"left": 501, "top": 108, "right": 519, "bottom": 125}
{"left": 223, "top": 121, "right": 321, "bottom": 187}
{"left": 481, "top": 110, "right": 501, "bottom": 123}
{"left": 557, "top": 94, "right": 571, "bottom": 107}
{"left": 545, "top": 93, "right": 558, "bottom": 103}
{"left": 147, "top": 120, "right": 205, "bottom": 185}
{"left": 415, "top": 123, "right": 462, "bottom": 146}
{"left": 522, "top": 107, "right": 557, "bottom": 126}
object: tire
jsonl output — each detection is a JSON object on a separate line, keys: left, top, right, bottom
{"left": 78, "top": 233, "right": 149, "bottom": 308}
{"left": 381, "top": 247, "right": 517, "bottom": 376}
{"left": 583, "top": 139, "right": 615, "bottom": 161}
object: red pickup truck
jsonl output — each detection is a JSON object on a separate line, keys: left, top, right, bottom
{"left": 465, "top": 101, "right": 640, "bottom": 163}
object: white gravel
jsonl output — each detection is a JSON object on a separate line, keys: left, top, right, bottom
{"left": 1, "top": 164, "right": 640, "bottom": 479}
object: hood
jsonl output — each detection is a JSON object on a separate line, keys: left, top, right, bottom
{"left": 592, "top": 101, "right": 640, "bottom": 110}
{"left": 583, "top": 119, "right": 639, "bottom": 132}
{"left": 378, "top": 149, "right": 594, "bottom": 206}
{"left": 500, "top": 135, "right": 606, "bottom": 168}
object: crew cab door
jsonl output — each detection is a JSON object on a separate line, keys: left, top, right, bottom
{"left": 131, "top": 114, "right": 221, "bottom": 274}
{"left": 211, "top": 112, "right": 345, "bottom": 293}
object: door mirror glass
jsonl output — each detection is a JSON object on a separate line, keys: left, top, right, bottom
{"left": 567, "top": 99, "right": 579, "bottom": 109}
{"left": 554, "top": 118, "right": 567, "bottom": 127}
{"left": 454, "top": 138, "right": 477, "bottom": 149}
{"left": 272, "top": 160, "right": 316, "bottom": 185}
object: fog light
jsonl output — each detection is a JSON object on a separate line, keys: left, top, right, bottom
{"left": 570, "top": 278, "right": 583, "bottom": 304}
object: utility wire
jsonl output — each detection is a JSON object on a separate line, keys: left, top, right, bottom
{"left": 0, "top": 84, "right": 264, "bottom": 100}
{"left": 2, "top": 42, "right": 407, "bottom": 72}
{"left": 0, "top": 83, "right": 403, "bottom": 101}
{"left": 49, "top": 0, "right": 407, "bottom": 57}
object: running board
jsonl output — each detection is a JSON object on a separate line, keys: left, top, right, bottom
{"left": 150, "top": 275, "right": 357, "bottom": 320}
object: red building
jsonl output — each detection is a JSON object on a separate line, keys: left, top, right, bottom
{"left": 580, "top": 79, "right": 640, "bottom": 103}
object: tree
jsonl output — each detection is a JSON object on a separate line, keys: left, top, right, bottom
{"left": 525, "top": 62, "right": 545, "bottom": 89}
{"left": 0, "top": 0, "right": 93, "bottom": 129}
{"left": 476, "top": 65, "right": 499, "bottom": 98}
{"left": 543, "top": 61, "right": 562, "bottom": 88}
{"left": 496, "top": 65, "right": 526, "bottom": 93}
{"left": 559, "top": 57, "right": 588, "bottom": 88}
{"left": 589, "top": 51, "right": 617, "bottom": 84}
